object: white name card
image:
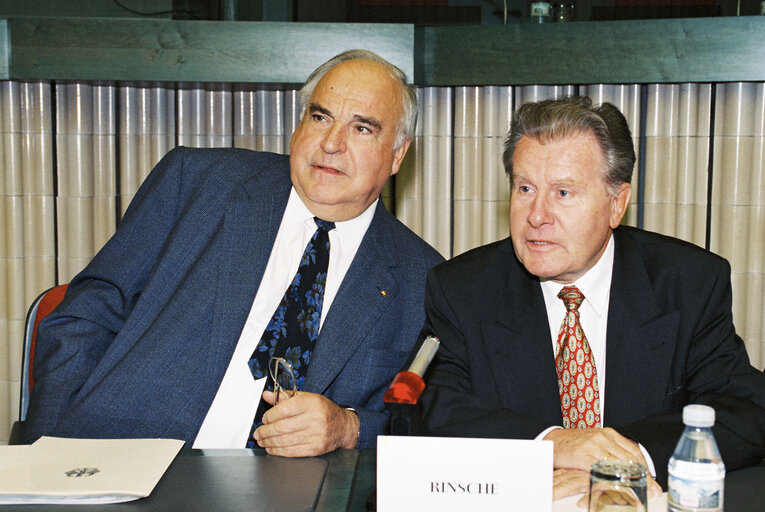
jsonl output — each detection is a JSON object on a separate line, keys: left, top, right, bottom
{"left": 377, "top": 436, "right": 553, "bottom": 512}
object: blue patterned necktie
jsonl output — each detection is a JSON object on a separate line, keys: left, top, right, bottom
{"left": 246, "top": 217, "right": 335, "bottom": 446}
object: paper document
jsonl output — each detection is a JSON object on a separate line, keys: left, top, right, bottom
{"left": 0, "top": 436, "right": 184, "bottom": 505}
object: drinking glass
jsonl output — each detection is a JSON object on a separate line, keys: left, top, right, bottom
{"left": 589, "top": 459, "right": 647, "bottom": 512}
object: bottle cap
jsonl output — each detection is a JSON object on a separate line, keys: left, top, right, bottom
{"left": 683, "top": 404, "right": 715, "bottom": 427}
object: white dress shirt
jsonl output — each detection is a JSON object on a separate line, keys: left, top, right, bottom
{"left": 536, "top": 235, "right": 656, "bottom": 475}
{"left": 193, "top": 188, "right": 376, "bottom": 448}
{"left": 540, "top": 234, "right": 615, "bottom": 418}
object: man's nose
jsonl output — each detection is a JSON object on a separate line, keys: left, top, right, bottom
{"left": 528, "top": 194, "right": 553, "bottom": 227}
{"left": 320, "top": 123, "right": 347, "bottom": 154}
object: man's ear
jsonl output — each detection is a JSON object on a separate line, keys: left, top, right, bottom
{"left": 610, "top": 182, "right": 632, "bottom": 229}
{"left": 288, "top": 118, "right": 304, "bottom": 154}
{"left": 390, "top": 138, "right": 412, "bottom": 177}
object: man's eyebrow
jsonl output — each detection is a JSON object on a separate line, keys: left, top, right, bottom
{"left": 307, "top": 103, "right": 382, "bottom": 131}
{"left": 550, "top": 178, "right": 583, "bottom": 188}
{"left": 353, "top": 115, "right": 382, "bottom": 131}
{"left": 308, "top": 103, "right": 332, "bottom": 117}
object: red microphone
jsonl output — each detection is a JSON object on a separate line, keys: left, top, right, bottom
{"left": 383, "top": 336, "right": 440, "bottom": 405}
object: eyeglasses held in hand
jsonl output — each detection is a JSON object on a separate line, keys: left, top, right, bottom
{"left": 269, "top": 357, "right": 297, "bottom": 403}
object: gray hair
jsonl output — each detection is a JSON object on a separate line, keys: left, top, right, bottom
{"left": 502, "top": 96, "right": 635, "bottom": 196}
{"left": 298, "top": 49, "right": 417, "bottom": 150}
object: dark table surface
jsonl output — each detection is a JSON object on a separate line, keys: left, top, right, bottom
{"left": 1, "top": 448, "right": 762, "bottom": 511}
{"left": 350, "top": 450, "right": 765, "bottom": 512}
{"left": 0, "top": 448, "right": 358, "bottom": 511}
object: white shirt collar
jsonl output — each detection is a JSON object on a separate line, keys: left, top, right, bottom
{"left": 540, "top": 233, "right": 615, "bottom": 318}
{"left": 285, "top": 187, "right": 378, "bottom": 239}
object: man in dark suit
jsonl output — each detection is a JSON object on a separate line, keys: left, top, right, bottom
{"left": 24, "top": 49, "right": 443, "bottom": 457}
{"left": 412, "top": 97, "right": 765, "bottom": 500}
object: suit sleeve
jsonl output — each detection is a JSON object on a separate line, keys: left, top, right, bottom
{"left": 618, "top": 258, "right": 765, "bottom": 486}
{"left": 355, "top": 408, "right": 388, "bottom": 449}
{"left": 342, "top": 248, "right": 445, "bottom": 450}
{"left": 309, "top": 207, "right": 444, "bottom": 449}
{"left": 412, "top": 267, "right": 555, "bottom": 440}
{"left": 23, "top": 147, "right": 193, "bottom": 442}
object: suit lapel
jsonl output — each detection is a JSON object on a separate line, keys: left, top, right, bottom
{"left": 205, "top": 159, "right": 292, "bottom": 378}
{"left": 604, "top": 228, "right": 679, "bottom": 426}
{"left": 304, "top": 202, "right": 398, "bottom": 394}
{"left": 482, "top": 242, "right": 563, "bottom": 425}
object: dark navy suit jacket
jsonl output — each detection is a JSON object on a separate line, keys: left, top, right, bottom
{"left": 413, "top": 226, "right": 765, "bottom": 485}
{"left": 24, "top": 147, "right": 444, "bottom": 448}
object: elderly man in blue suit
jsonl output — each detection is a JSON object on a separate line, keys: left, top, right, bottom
{"left": 24, "top": 49, "right": 443, "bottom": 457}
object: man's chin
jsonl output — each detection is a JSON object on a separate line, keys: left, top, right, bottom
{"left": 519, "top": 260, "right": 567, "bottom": 282}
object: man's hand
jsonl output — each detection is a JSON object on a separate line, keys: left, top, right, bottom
{"left": 553, "top": 468, "right": 590, "bottom": 502}
{"left": 575, "top": 473, "right": 663, "bottom": 509}
{"left": 547, "top": 428, "right": 663, "bottom": 508}
{"left": 252, "top": 390, "right": 360, "bottom": 457}
{"left": 544, "top": 427, "right": 647, "bottom": 471}
{"left": 554, "top": 468, "right": 662, "bottom": 509}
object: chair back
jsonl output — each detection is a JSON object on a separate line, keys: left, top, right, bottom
{"left": 20, "top": 284, "right": 68, "bottom": 421}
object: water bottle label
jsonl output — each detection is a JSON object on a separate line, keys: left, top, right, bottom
{"left": 668, "top": 461, "right": 723, "bottom": 509}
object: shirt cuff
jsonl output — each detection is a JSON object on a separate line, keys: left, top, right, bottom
{"left": 638, "top": 443, "right": 657, "bottom": 477}
{"left": 536, "top": 425, "right": 562, "bottom": 441}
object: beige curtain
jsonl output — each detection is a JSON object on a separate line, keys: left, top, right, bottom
{"left": 710, "top": 83, "right": 765, "bottom": 366}
{"left": 2, "top": 80, "right": 764, "bottom": 443}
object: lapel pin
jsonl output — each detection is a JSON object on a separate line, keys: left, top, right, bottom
{"left": 379, "top": 288, "right": 387, "bottom": 297}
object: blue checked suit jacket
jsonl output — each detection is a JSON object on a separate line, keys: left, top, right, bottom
{"left": 24, "top": 147, "right": 443, "bottom": 448}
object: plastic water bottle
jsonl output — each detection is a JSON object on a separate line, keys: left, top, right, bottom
{"left": 668, "top": 404, "right": 725, "bottom": 511}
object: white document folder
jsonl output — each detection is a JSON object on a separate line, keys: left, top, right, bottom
{"left": 0, "top": 436, "right": 184, "bottom": 504}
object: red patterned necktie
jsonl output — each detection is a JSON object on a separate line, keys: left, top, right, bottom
{"left": 555, "top": 286, "right": 601, "bottom": 429}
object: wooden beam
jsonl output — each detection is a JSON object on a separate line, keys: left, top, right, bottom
{"left": 417, "top": 17, "right": 765, "bottom": 85}
{"left": 3, "top": 16, "right": 765, "bottom": 85}
{"left": 5, "top": 18, "right": 414, "bottom": 83}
